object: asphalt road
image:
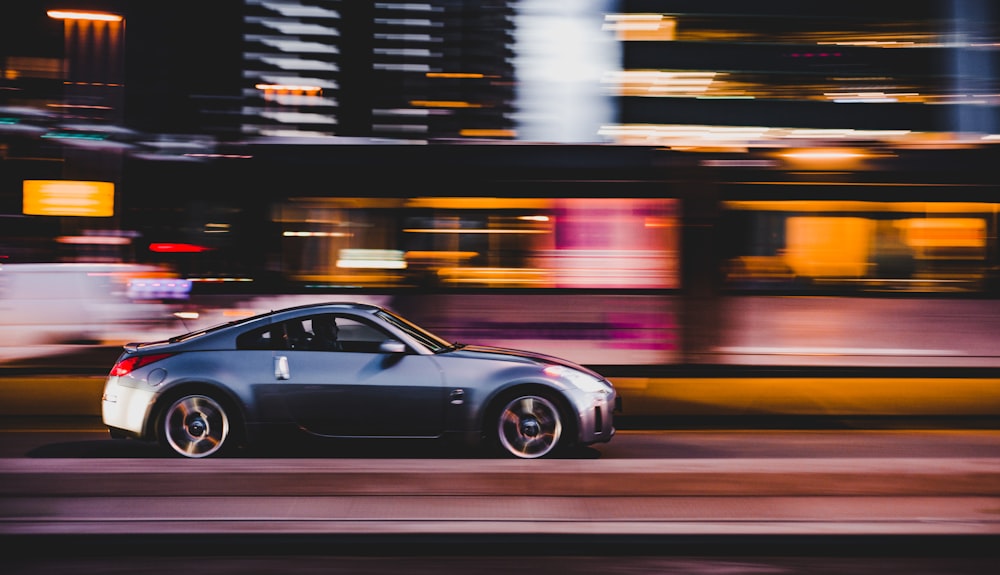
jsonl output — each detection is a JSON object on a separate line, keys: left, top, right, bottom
{"left": 3, "top": 424, "right": 998, "bottom": 537}
{"left": 3, "top": 422, "right": 999, "bottom": 574}
{"left": 3, "top": 417, "right": 1000, "bottom": 459}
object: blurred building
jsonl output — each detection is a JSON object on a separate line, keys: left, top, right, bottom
{"left": 2, "top": 0, "right": 1000, "bottom": 267}
{"left": 241, "top": 0, "right": 518, "bottom": 142}
{"left": 131, "top": 0, "right": 1000, "bottom": 146}
{"left": 4, "top": 1, "right": 1000, "bottom": 370}
{"left": 608, "top": 0, "right": 1000, "bottom": 147}
{"left": 5, "top": 1, "right": 999, "bottom": 147}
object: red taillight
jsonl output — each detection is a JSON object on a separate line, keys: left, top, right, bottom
{"left": 110, "top": 353, "right": 174, "bottom": 376}
{"left": 149, "top": 243, "right": 212, "bottom": 253}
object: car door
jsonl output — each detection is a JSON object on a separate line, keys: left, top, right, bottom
{"left": 274, "top": 315, "right": 447, "bottom": 437}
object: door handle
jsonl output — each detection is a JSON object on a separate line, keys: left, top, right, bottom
{"left": 274, "top": 355, "right": 290, "bottom": 380}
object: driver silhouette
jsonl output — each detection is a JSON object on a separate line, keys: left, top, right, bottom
{"left": 309, "top": 315, "right": 341, "bottom": 351}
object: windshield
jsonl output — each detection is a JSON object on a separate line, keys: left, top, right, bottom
{"left": 375, "top": 309, "right": 452, "bottom": 352}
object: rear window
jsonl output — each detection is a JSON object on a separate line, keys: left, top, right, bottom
{"left": 236, "top": 324, "right": 284, "bottom": 350}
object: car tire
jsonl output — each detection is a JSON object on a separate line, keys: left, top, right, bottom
{"left": 160, "top": 393, "right": 233, "bottom": 458}
{"left": 493, "top": 390, "right": 566, "bottom": 459}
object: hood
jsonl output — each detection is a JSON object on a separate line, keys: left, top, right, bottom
{"left": 447, "top": 344, "right": 602, "bottom": 376}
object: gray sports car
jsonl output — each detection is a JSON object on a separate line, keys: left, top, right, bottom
{"left": 102, "top": 302, "right": 618, "bottom": 458}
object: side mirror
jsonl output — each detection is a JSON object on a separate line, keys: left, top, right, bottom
{"left": 379, "top": 339, "right": 406, "bottom": 354}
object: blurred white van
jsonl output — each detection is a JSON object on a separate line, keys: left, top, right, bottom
{"left": 0, "top": 263, "right": 186, "bottom": 348}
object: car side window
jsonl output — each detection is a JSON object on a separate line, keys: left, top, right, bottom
{"left": 300, "top": 315, "right": 393, "bottom": 353}
{"left": 283, "top": 319, "right": 311, "bottom": 350}
{"left": 236, "top": 324, "right": 284, "bottom": 350}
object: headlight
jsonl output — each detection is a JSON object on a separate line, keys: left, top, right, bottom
{"left": 543, "top": 365, "right": 611, "bottom": 394}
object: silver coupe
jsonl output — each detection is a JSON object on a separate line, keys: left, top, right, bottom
{"left": 102, "top": 302, "right": 618, "bottom": 458}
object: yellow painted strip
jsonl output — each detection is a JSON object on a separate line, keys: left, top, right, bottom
{"left": 0, "top": 376, "right": 104, "bottom": 416}
{"left": 613, "top": 377, "right": 1000, "bottom": 416}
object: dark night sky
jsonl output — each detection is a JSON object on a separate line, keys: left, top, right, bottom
{"left": 2, "top": 1, "right": 243, "bottom": 131}
{"left": 0, "top": 3, "right": 65, "bottom": 57}
{"left": 122, "top": 0, "right": 243, "bottom": 132}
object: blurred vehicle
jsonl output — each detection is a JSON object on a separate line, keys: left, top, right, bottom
{"left": 0, "top": 262, "right": 186, "bottom": 349}
{"left": 102, "top": 301, "right": 618, "bottom": 459}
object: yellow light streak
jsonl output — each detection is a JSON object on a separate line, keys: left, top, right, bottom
{"left": 411, "top": 100, "right": 483, "bottom": 108}
{"left": 47, "top": 10, "right": 123, "bottom": 22}
{"left": 459, "top": 129, "right": 516, "bottom": 138}
{"left": 282, "top": 231, "right": 353, "bottom": 238}
{"left": 405, "top": 197, "right": 551, "bottom": 209}
{"left": 426, "top": 72, "right": 485, "bottom": 79}
{"left": 403, "top": 228, "right": 548, "bottom": 234}
{"left": 723, "top": 200, "right": 999, "bottom": 214}
{"left": 255, "top": 83, "right": 322, "bottom": 93}
{"left": 781, "top": 150, "right": 867, "bottom": 160}
{"left": 405, "top": 251, "right": 479, "bottom": 260}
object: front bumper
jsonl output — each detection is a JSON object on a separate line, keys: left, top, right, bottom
{"left": 577, "top": 389, "right": 617, "bottom": 445}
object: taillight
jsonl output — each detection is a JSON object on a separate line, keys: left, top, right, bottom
{"left": 110, "top": 353, "right": 174, "bottom": 376}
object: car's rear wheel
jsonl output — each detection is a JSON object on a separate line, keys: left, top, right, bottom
{"left": 161, "top": 394, "right": 231, "bottom": 458}
{"left": 495, "top": 392, "right": 564, "bottom": 459}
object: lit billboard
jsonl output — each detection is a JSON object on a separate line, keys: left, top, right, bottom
{"left": 23, "top": 180, "right": 114, "bottom": 217}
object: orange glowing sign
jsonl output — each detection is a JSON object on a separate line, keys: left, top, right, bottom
{"left": 23, "top": 180, "right": 114, "bottom": 217}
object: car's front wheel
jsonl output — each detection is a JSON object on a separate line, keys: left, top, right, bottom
{"left": 495, "top": 392, "right": 565, "bottom": 459}
{"left": 160, "top": 394, "right": 231, "bottom": 458}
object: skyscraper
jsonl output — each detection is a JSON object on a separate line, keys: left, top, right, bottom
{"left": 240, "top": 0, "right": 518, "bottom": 142}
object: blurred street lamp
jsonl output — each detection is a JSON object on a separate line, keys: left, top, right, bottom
{"left": 46, "top": 8, "right": 125, "bottom": 123}
{"left": 47, "top": 10, "right": 123, "bottom": 22}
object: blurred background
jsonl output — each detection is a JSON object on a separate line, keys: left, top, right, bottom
{"left": 2, "top": 1, "right": 1000, "bottom": 415}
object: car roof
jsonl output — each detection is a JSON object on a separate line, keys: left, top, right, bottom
{"left": 269, "top": 301, "right": 383, "bottom": 315}
{"left": 212, "top": 301, "right": 386, "bottom": 332}
{"left": 130, "top": 302, "right": 387, "bottom": 351}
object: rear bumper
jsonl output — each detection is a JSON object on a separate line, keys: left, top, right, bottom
{"left": 101, "top": 376, "right": 156, "bottom": 436}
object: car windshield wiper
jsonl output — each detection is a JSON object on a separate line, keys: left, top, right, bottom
{"left": 439, "top": 342, "right": 466, "bottom": 353}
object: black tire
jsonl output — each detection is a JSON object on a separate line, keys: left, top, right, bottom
{"left": 159, "top": 393, "right": 233, "bottom": 458}
{"left": 493, "top": 391, "right": 567, "bottom": 459}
